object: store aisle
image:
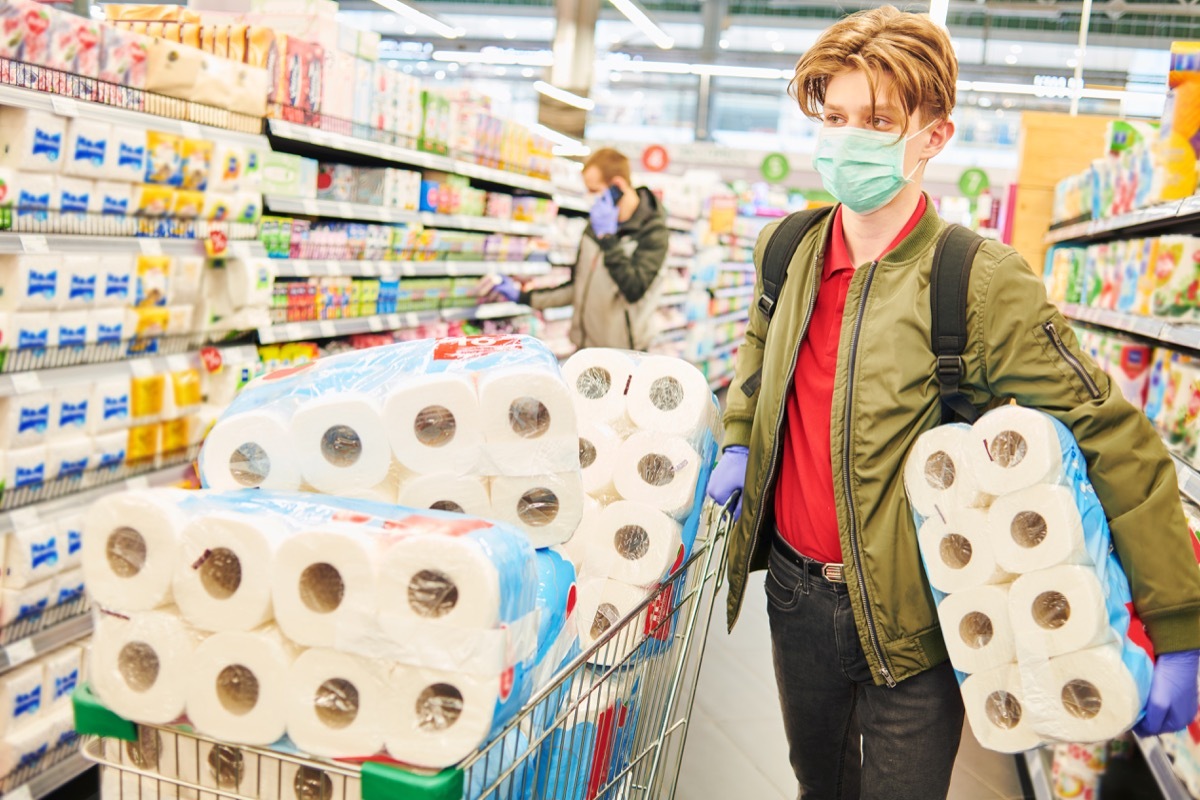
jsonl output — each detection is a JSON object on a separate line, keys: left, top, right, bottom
{"left": 676, "top": 572, "right": 1027, "bottom": 800}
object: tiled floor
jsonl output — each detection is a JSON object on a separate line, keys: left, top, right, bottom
{"left": 675, "top": 571, "right": 1027, "bottom": 800}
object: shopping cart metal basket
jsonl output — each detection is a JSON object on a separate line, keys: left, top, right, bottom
{"left": 77, "top": 495, "right": 737, "bottom": 800}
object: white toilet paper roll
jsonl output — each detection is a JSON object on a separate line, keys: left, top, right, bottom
{"left": 562, "top": 349, "right": 635, "bottom": 426}
{"left": 918, "top": 510, "right": 1010, "bottom": 593}
{"left": 612, "top": 431, "right": 702, "bottom": 519}
{"left": 0, "top": 582, "right": 50, "bottom": 627}
{"left": 987, "top": 485, "right": 1089, "bottom": 574}
{"left": 290, "top": 394, "right": 392, "bottom": 495}
{"left": 490, "top": 472, "right": 585, "bottom": 548}
{"left": 187, "top": 625, "right": 300, "bottom": 746}
{"left": 1008, "top": 566, "right": 1113, "bottom": 660}
{"left": 82, "top": 489, "right": 191, "bottom": 612}
{"left": 42, "top": 645, "right": 83, "bottom": 708}
{"left": 579, "top": 421, "right": 620, "bottom": 499}
{"left": 0, "top": 662, "right": 45, "bottom": 735}
{"left": 2, "top": 444, "right": 48, "bottom": 490}
{"left": 92, "top": 608, "right": 206, "bottom": 725}
{"left": 903, "top": 424, "right": 992, "bottom": 518}
{"left": 1027, "top": 645, "right": 1142, "bottom": 744}
{"left": 477, "top": 369, "right": 578, "bottom": 476}
{"left": 578, "top": 578, "right": 651, "bottom": 666}
{"left": 0, "top": 391, "right": 56, "bottom": 447}
{"left": 575, "top": 501, "right": 683, "bottom": 587}
{"left": 270, "top": 525, "right": 381, "bottom": 649}
{"left": 935, "top": 584, "right": 1017, "bottom": 675}
{"left": 961, "top": 664, "right": 1042, "bottom": 753}
{"left": 625, "top": 356, "right": 713, "bottom": 439}
{"left": 285, "top": 648, "right": 392, "bottom": 758}
{"left": 49, "top": 436, "right": 92, "bottom": 479}
{"left": 395, "top": 473, "right": 491, "bottom": 517}
{"left": 65, "top": 119, "right": 112, "bottom": 179}
{"left": 0, "top": 255, "right": 61, "bottom": 311}
{"left": 4, "top": 523, "right": 61, "bottom": 588}
{"left": 55, "top": 513, "right": 84, "bottom": 571}
{"left": 561, "top": 497, "right": 603, "bottom": 573}
{"left": 56, "top": 384, "right": 92, "bottom": 435}
{"left": 174, "top": 513, "right": 292, "bottom": 632}
{"left": 385, "top": 663, "right": 504, "bottom": 768}
{"left": 968, "top": 406, "right": 1064, "bottom": 496}
{"left": 384, "top": 373, "right": 484, "bottom": 475}
{"left": 90, "top": 378, "right": 131, "bottom": 433}
{"left": 200, "top": 409, "right": 304, "bottom": 491}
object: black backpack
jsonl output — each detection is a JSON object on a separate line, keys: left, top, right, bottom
{"left": 743, "top": 207, "right": 984, "bottom": 424}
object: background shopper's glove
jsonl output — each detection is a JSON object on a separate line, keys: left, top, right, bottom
{"left": 1135, "top": 650, "right": 1200, "bottom": 736}
{"left": 476, "top": 274, "right": 521, "bottom": 304}
{"left": 706, "top": 445, "right": 748, "bottom": 520}
{"left": 590, "top": 190, "right": 620, "bottom": 237}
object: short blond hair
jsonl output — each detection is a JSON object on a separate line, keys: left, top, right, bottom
{"left": 790, "top": 6, "right": 957, "bottom": 133}
{"left": 583, "top": 148, "right": 631, "bottom": 183}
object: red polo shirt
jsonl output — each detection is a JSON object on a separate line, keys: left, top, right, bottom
{"left": 774, "top": 197, "right": 927, "bottom": 563}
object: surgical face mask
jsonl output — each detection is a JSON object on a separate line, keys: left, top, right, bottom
{"left": 813, "top": 121, "right": 936, "bottom": 215}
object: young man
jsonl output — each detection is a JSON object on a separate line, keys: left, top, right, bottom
{"left": 478, "top": 148, "right": 668, "bottom": 350}
{"left": 705, "top": 7, "right": 1200, "bottom": 799}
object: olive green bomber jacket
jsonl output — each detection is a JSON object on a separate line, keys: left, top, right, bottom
{"left": 723, "top": 197, "right": 1200, "bottom": 687}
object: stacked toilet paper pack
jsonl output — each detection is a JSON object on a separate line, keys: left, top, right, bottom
{"left": 0, "top": 641, "right": 86, "bottom": 778}
{"left": 904, "top": 405, "right": 1154, "bottom": 753}
{"left": 198, "top": 334, "right": 584, "bottom": 548}
{"left": 82, "top": 487, "right": 576, "bottom": 770}
{"left": 558, "top": 349, "right": 719, "bottom": 667}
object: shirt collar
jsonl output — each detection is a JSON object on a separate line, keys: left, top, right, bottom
{"left": 824, "top": 194, "right": 929, "bottom": 278}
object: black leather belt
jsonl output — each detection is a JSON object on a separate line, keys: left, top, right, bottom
{"left": 772, "top": 536, "right": 847, "bottom": 583}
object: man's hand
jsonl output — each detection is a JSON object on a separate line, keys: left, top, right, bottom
{"left": 1135, "top": 650, "right": 1200, "bottom": 736}
{"left": 476, "top": 274, "right": 521, "bottom": 304}
{"left": 590, "top": 190, "right": 620, "bottom": 238}
{"left": 707, "top": 446, "right": 748, "bottom": 519}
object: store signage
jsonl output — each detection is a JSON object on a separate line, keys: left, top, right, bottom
{"left": 761, "top": 153, "right": 791, "bottom": 182}
{"left": 1032, "top": 75, "right": 1083, "bottom": 99}
{"left": 958, "top": 168, "right": 990, "bottom": 199}
{"left": 642, "top": 145, "right": 670, "bottom": 172}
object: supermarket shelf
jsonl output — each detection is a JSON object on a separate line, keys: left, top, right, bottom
{"left": 1045, "top": 197, "right": 1200, "bottom": 245}
{"left": 555, "top": 194, "right": 590, "bottom": 214}
{"left": 257, "top": 303, "right": 532, "bottom": 344}
{"left": 658, "top": 292, "right": 688, "bottom": 307}
{"left": 1172, "top": 454, "right": 1200, "bottom": 508}
{"left": 653, "top": 328, "right": 689, "bottom": 345}
{"left": 0, "top": 604, "right": 91, "bottom": 674}
{"left": 0, "top": 83, "right": 268, "bottom": 149}
{"left": 267, "top": 259, "right": 551, "bottom": 279}
{"left": 708, "top": 340, "right": 740, "bottom": 360}
{"left": 1019, "top": 749, "right": 1053, "bottom": 800}
{"left": 712, "top": 309, "right": 750, "bottom": 325}
{"left": 1061, "top": 304, "right": 1200, "bottom": 352}
{"left": 720, "top": 262, "right": 756, "bottom": 273}
{"left": 659, "top": 319, "right": 690, "bottom": 334}
{"left": 541, "top": 306, "right": 574, "bottom": 323}
{"left": 0, "top": 233, "right": 246, "bottom": 256}
{"left": 268, "top": 119, "right": 555, "bottom": 195}
{"left": 2, "top": 745, "right": 89, "bottom": 800}
{"left": 712, "top": 285, "right": 755, "bottom": 298}
{"left": 1137, "top": 734, "right": 1192, "bottom": 800}
{"left": 263, "top": 196, "right": 554, "bottom": 237}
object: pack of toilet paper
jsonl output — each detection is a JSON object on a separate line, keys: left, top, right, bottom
{"left": 904, "top": 405, "right": 1154, "bottom": 753}
{"left": 197, "top": 334, "right": 585, "bottom": 548}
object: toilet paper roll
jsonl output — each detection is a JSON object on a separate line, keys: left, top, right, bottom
{"left": 290, "top": 394, "right": 392, "bottom": 495}
{"left": 384, "top": 373, "right": 484, "bottom": 474}
{"left": 0, "top": 108, "right": 66, "bottom": 172}
{"left": 625, "top": 356, "right": 713, "bottom": 439}
{"left": 186, "top": 625, "right": 300, "bottom": 746}
{"left": 4, "top": 523, "right": 61, "bottom": 588}
{"left": 578, "top": 421, "right": 620, "bottom": 499}
{"left": 578, "top": 578, "right": 651, "bottom": 666}
{"left": 270, "top": 524, "right": 381, "bottom": 649}
{"left": 0, "top": 391, "right": 56, "bottom": 447}
{"left": 49, "top": 436, "right": 92, "bottom": 479}
{"left": 65, "top": 120, "right": 112, "bottom": 179}
{"left": 43, "top": 645, "right": 83, "bottom": 708}
{"left": 1008, "top": 566, "right": 1113, "bottom": 660}
{"left": 56, "top": 384, "right": 92, "bottom": 435}
{"left": 94, "top": 430, "right": 128, "bottom": 469}
{"left": 173, "top": 512, "right": 292, "bottom": 632}
{"left": 561, "top": 498, "right": 601, "bottom": 573}
{"left": 337, "top": 468, "right": 404, "bottom": 504}
{"left": 0, "top": 582, "right": 50, "bottom": 627}
{"left": 88, "top": 307, "right": 125, "bottom": 346}
{"left": 92, "top": 608, "right": 206, "bottom": 725}
{"left": 1028, "top": 645, "right": 1142, "bottom": 744}
{"left": 987, "top": 485, "right": 1089, "bottom": 574}
{"left": 918, "top": 510, "right": 1010, "bottom": 593}
{"left": 904, "top": 424, "right": 991, "bottom": 518}
{"left": 477, "top": 369, "right": 578, "bottom": 476}
{"left": 385, "top": 663, "right": 506, "bottom": 768}
{"left": 395, "top": 473, "right": 491, "bottom": 517}
{"left": 82, "top": 489, "right": 191, "bottom": 612}
{"left": 99, "top": 255, "right": 134, "bottom": 307}
{"left": 935, "top": 584, "right": 1017, "bottom": 675}
{"left": 90, "top": 378, "right": 131, "bottom": 433}
{"left": 62, "top": 256, "right": 97, "bottom": 308}
{"left": 490, "top": 473, "right": 585, "bottom": 548}
{"left": 55, "top": 513, "right": 84, "bottom": 571}
{"left": 285, "top": 648, "right": 392, "bottom": 758}
{"left": 199, "top": 408, "right": 303, "bottom": 491}
{"left": 968, "top": 406, "right": 1064, "bottom": 496}
{"left": 577, "top": 501, "right": 683, "bottom": 587}
{"left": 0, "top": 662, "right": 44, "bottom": 735}
{"left": 961, "top": 664, "right": 1042, "bottom": 754}
{"left": 2, "top": 444, "right": 48, "bottom": 490}
{"left": 0, "top": 255, "right": 61, "bottom": 311}
{"left": 562, "top": 349, "right": 635, "bottom": 426}
{"left": 50, "top": 567, "right": 85, "bottom": 607}
{"left": 612, "top": 432, "right": 702, "bottom": 519}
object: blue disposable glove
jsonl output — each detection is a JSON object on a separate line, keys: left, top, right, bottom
{"left": 706, "top": 445, "right": 748, "bottom": 519}
{"left": 1135, "top": 650, "right": 1200, "bottom": 737}
{"left": 476, "top": 274, "right": 521, "bottom": 304}
{"left": 590, "top": 190, "right": 620, "bottom": 238}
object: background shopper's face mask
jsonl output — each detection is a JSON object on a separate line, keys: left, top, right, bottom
{"left": 813, "top": 121, "right": 936, "bottom": 215}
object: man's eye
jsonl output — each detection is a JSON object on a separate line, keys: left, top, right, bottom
{"left": 873, "top": 118, "right": 890, "bottom": 128}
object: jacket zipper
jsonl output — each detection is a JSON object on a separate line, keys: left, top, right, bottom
{"left": 1043, "top": 321, "right": 1101, "bottom": 399}
{"left": 843, "top": 260, "right": 897, "bottom": 688}
{"left": 735, "top": 246, "right": 822, "bottom": 628}
{"left": 623, "top": 309, "right": 634, "bottom": 349}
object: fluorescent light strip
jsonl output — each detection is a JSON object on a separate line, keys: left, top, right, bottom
{"left": 554, "top": 143, "right": 592, "bottom": 157}
{"left": 606, "top": 60, "right": 790, "bottom": 79}
{"left": 369, "top": 0, "right": 461, "bottom": 39}
{"left": 607, "top": 0, "right": 674, "bottom": 50}
{"left": 961, "top": 79, "right": 1164, "bottom": 101}
{"left": 534, "top": 81, "right": 596, "bottom": 110}
{"left": 532, "top": 124, "right": 586, "bottom": 149}
{"left": 432, "top": 50, "right": 555, "bottom": 66}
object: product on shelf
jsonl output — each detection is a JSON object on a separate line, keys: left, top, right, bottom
{"left": 0, "top": 642, "right": 84, "bottom": 778}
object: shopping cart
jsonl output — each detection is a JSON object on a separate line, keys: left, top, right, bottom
{"left": 77, "top": 495, "right": 737, "bottom": 800}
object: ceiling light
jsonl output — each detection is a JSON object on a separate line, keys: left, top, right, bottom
{"left": 606, "top": 0, "right": 674, "bottom": 49}
{"left": 978, "top": 96, "right": 993, "bottom": 108}
{"left": 404, "top": 25, "right": 417, "bottom": 35}
{"left": 533, "top": 124, "right": 586, "bottom": 148}
{"left": 719, "top": 38, "right": 730, "bottom": 49}
{"left": 417, "top": 61, "right": 428, "bottom": 71}
{"left": 610, "top": 72, "right": 622, "bottom": 83}
{"left": 448, "top": 63, "right": 459, "bottom": 72}
{"left": 1010, "top": 44, "right": 1022, "bottom": 53}
{"left": 505, "top": 31, "right": 517, "bottom": 40}
{"left": 609, "top": 60, "right": 691, "bottom": 74}
{"left": 435, "top": 70, "right": 446, "bottom": 79}
{"left": 522, "top": 67, "right": 535, "bottom": 78}
{"left": 495, "top": 67, "right": 508, "bottom": 76}
{"left": 771, "top": 42, "right": 784, "bottom": 52}
{"left": 554, "top": 143, "right": 592, "bottom": 157}
{"left": 432, "top": 49, "right": 555, "bottom": 66}
{"left": 389, "top": 59, "right": 400, "bottom": 68}
{"left": 604, "top": 59, "right": 792, "bottom": 80}
{"left": 534, "top": 81, "right": 596, "bottom": 110}
{"left": 1004, "top": 54, "right": 1018, "bottom": 65}
{"left": 367, "top": 0, "right": 461, "bottom": 39}
{"left": 1067, "top": 58, "right": 1078, "bottom": 68}
{"left": 766, "top": 31, "right": 778, "bottom": 42}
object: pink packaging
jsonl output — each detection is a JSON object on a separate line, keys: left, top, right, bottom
{"left": 98, "top": 25, "right": 149, "bottom": 88}
{"left": 48, "top": 13, "right": 101, "bottom": 78}
{"left": 1, "top": 0, "right": 50, "bottom": 66}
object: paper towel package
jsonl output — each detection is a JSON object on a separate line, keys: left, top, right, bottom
{"left": 0, "top": 662, "right": 43, "bottom": 735}
{"left": 0, "top": 391, "right": 57, "bottom": 448}
{"left": 0, "top": 108, "right": 66, "bottom": 172}
{"left": 0, "top": 255, "right": 61, "bottom": 311}
{"left": 4, "top": 522, "right": 61, "bottom": 588}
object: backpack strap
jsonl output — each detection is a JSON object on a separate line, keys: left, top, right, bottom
{"left": 740, "top": 207, "right": 833, "bottom": 398}
{"left": 930, "top": 224, "right": 985, "bottom": 424}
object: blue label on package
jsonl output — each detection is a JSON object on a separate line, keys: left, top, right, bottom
{"left": 30, "top": 537, "right": 57, "bottom": 568}
{"left": 28, "top": 269, "right": 56, "bottom": 299}
{"left": 117, "top": 142, "right": 145, "bottom": 169}
{"left": 15, "top": 464, "right": 44, "bottom": 487}
{"left": 67, "top": 527, "right": 82, "bottom": 555}
{"left": 96, "top": 323, "right": 122, "bottom": 344}
{"left": 57, "top": 456, "right": 88, "bottom": 476}
{"left": 54, "top": 669, "right": 79, "bottom": 700}
{"left": 17, "top": 190, "right": 50, "bottom": 212}
{"left": 60, "top": 190, "right": 89, "bottom": 214}
{"left": 58, "top": 323, "right": 86, "bottom": 347}
{"left": 17, "top": 327, "right": 49, "bottom": 349}
{"left": 103, "top": 394, "right": 129, "bottom": 420}
{"left": 74, "top": 135, "right": 106, "bottom": 166}
{"left": 105, "top": 273, "right": 130, "bottom": 299}
{"left": 31, "top": 129, "right": 61, "bottom": 161}
{"left": 17, "top": 403, "right": 49, "bottom": 434}
{"left": 99, "top": 448, "right": 126, "bottom": 468}
{"left": 69, "top": 274, "right": 95, "bottom": 301}
{"left": 102, "top": 196, "right": 129, "bottom": 215}
{"left": 13, "top": 685, "right": 41, "bottom": 718}
{"left": 60, "top": 399, "right": 88, "bottom": 428}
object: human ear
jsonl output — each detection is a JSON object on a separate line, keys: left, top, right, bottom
{"left": 922, "top": 118, "right": 955, "bottom": 159}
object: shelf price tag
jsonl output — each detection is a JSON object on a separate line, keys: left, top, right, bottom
{"left": 19, "top": 234, "right": 48, "bottom": 254}
{"left": 180, "top": 122, "right": 203, "bottom": 140}
{"left": 9, "top": 372, "right": 41, "bottom": 394}
{"left": 368, "top": 317, "right": 384, "bottom": 332}
{"left": 139, "top": 239, "right": 164, "bottom": 256}
{"left": 319, "top": 321, "right": 337, "bottom": 338}
{"left": 206, "top": 229, "right": 229, "bottom": 258}
{"left": 337, "top": 202, "right": 354, "bottom": 219}
{"left": 303, "top": 200, "right": 321, "bottom": 217}
{"left": 326, "top": 260, "right": 343, "bottom": 276}
{"left": 50, "top": 96, "right": 79, "bottom": 117}
{"left": 199, "top": 346, "right": 224, "bottom": 374}
{"left": 292, "top": 262, "right": 311, "bottom": 277}
{"left": 6, "top": 637, "right": 36, "bottom": 667}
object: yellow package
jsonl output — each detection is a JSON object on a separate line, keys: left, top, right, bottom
{"left": 246, "top": 26, "right": 281, "bottom": 102}
{"left": 229, "top": 24, "right": 248, "bottom": 63}
{"left": 214, "top": 26, "right": 229, "bottom": 59}
{"left": 130, "top": 21, "right": 148, "bottom": 35}
{"left": 182, "top": 23, "right": 200, "bottom": 49}
{"left": 172, "top": 368, "right": 202, "bottom": 408}
{"left": 131, "top": 373, "right": 166, "bottom": 418}
{"left": 135, "top": 255, "right": 172, "bottom": 306}
{"left": 1159, "top": 41, "right": 1200, "bottom": 200}
{"left": 145, "top": 131, "right": 183, "bottom": 186}
{"left": 130, "top": 309, "right": 170, "bottom": 345}
{"left": 161, "top": 418, "right": 190, "bottom": 455}
{"left": 127, "top": 423, "right": 161, "bottom": 463}
{"left": 201, "top": 26, "right": 215, "bottom": 53}
{"left": 136, "top": 185, "right": 173, "bottom": 217}
{"left": 172, "top": 190, "right": 205, "bottom": 219}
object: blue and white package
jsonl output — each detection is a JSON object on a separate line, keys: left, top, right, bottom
{"left": 43, "top": 646, "right": 82, "bottom": 707}
{"left": 51, "top": 569, "right": 84, "bottom": 607}
{"left": 466, "top": 726, "right": 536, "bottom": 800}
{"left": 530, "top": 548, "right": 579, "bottom": 691}
{"left": 4, "top": 445, "right": 47, "bottom": 491}
{"left": 0, "top": 108, "right": 65, "bottom": 172}
{"left": 0, "top": 390, "right": 55, "bottom": 448}
{"left": 0, "top": 663, "right": 43, "bottom": 735}
{"left": 56, "top": 311, "right": 87, "bottom": 349}
{"left": 5, "top": 312, "right": 55, "bottom": 351}
{"left": 0, "top": 256, "right": 60, "bottom": 311}
{"left": 64, "top": 120, "right": 111, "bottom": 180}
{"left": 63, "top": 256, "right": 97, "bottom": 307}
{"left": 4, "top": 523, "right": 60, "bottom": 588}
{"left": 55, "top": 514, "right": 84, "bottom": 571}
{"left": 90, "top": 379, "right": 130, "bottom": 433}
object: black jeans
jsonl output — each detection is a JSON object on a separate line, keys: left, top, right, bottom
{"left": 766, "top": 538, "right": 965, "bottom": 800}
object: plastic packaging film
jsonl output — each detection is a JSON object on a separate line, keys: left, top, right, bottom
{"left": 476, "top": 365, "right": 578, "bottom": 476}
{"left": 386, "top": 663, "right": 508, "bottom": 769}
{"left": 987, "top": 485, "right": 1089, "bottom": 574}
{"left": 917, "top": 510, "right": 1010, "bottom": 594}
{"left": 935, "top": 584, "right": 1018, "bottom": 675}
{"left": 1007, "top": 566, "right": 1114, "bottom": 661}
{"left": 577, "top": 578, "right": 652, "bottom": 667}
{"left": 611, "top": 432, "right": 702, "bottom": 519}
{"left": 384, "top": 373, "right": 484, "bottom": 475}
{"left": 284, "top": 648, "right": 393, "bottom": 758}
{"left": 198, "top": 407, "right": 303, "bottom": 491}
{"left": 289, "top": 392, "right": 393, "bottom": 495}
{"left": 625, "top": 355, "right": 714, "bottom": 440}
{"left": 490, "top": 472, "right": 586, "bottom": 548}
{"left": 562, "top": 349, "right": 636, "bottom": 427}
{"left": 966, "top": 406, "right": 1064, "bottom": 496}
{"left": 961, "top": 665, "right": 1042, "bottom": 754}
{"left": 1022, "top": 645, "right": 1145, "bottom": 744}
{"left": 902, "top": 423, "right": 990, "bottom": 519}
{"left": 573, "top": 500, "right": 683, "bottom": 588}
{"left": 395, "top": 473, "right": 491, "bottom": 518}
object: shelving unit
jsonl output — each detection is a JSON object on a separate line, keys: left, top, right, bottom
{"left": 1061, "top": 305, "right": 1200, "bottom": 352}
{"left": 265, "top": 259, "right": 551, "bottom": 279}
{"left": 2, "top": 748, "right": 90, "bottom": 800}
{"left": 256, "top": 302, "right": 533, "bottom": 345}
{"left": 1138, "top": 735, "right": 1194, "bottom": 800}
{"left": 1019, "top": 749, "right": 1053, "bottom": 800}
{"left": 1045, "top": 196, "right": 1200, "bottom": 246}
{"left": 262, "top": 195, "right": 555, "bottom": 237}
{"left": 0, "top": 607, "right": 91, "bottom": 673}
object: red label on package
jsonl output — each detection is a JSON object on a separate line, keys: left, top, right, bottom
{"left": 566, "top": 583, "right": 577, "bottom": 616}
{"left": 199, "top": 346, "right": 224, "bottom": 374}
{"left": 433, "top": 335, "right": 524, "bottom": 361}
{"left": 499, "top": 666, "right": 514, "bottom": 701}
{"left": 206, "top": 229, "right": 228, "bottom": 257}
{"left": 262, "top": 362, "right": 317, "bottom": 382}
{"left": 380, "top": 514, "right": 491, "bottom": 539}
{"left": 644, "top": 584, "right": 674, "bottom": 641}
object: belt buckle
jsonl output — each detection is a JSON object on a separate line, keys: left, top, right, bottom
{"left": 822, "top": 563, "right": 845, "bottom": 583}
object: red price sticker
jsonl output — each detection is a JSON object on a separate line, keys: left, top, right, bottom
{"left": 206, "top": 229, "right": 229, "bottom": 257}
{"left": 199, "top": 346, "right": 224, "bottom": 374}
{"left": 432, "top": 334, "right": 524, "bottom": 361}
{"left": 642, "top": 145, "right": 669, "bottom": 173}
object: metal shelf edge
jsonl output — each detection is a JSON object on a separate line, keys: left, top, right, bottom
{"left": 1135, "top": 734, "right": 1192, "bottom": 800}
{"left": 0, "top": 613, "right": 92, "bottom": 675}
